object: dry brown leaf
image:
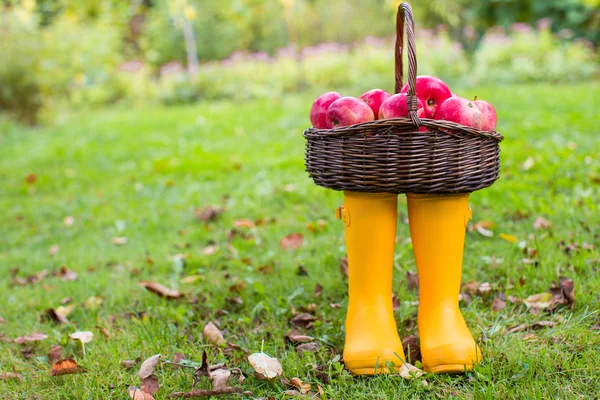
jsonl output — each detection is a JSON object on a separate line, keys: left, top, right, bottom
{"left": 406, "top": 271, "right": 419, "bottom": 292}
{"left": 85, "top": 296, "right": 103, "bottom": 309}
{"left": 470, "top": 220, "right": 495, "bottom": 232}
{"left": 524, "top": 292, "right": 554, "bottom": 311}
{"left": 0, "top": 315, "right": 4, "bottom": 324}
{"left": 476, "top": 226, "right": 494, "bottom": 237}
{"left": 339, "top": 256, "right": 348, "bottom": 278}
{"left": 48, "top": 244, "right": 60, "bottom": 256}
{"left": 285, "top": 329, "right": 315, "bottom": 344}
{"left": 248, "top": 352, "right": 282, "bottom": 379}
{"left": 195, "top": 205, "right": 224, "bottom": 222}
{"left": 128, "top": 386, "right": 155, "bottom": 400}
{"left": 14, "top": 332, "right": 48, "bottom": 344}
{"left": 290, "top": 313, "right": 316, "bottom": 329}
{"left": 141, "top": 375, "right": 160, "bottom": 396}
{"left": 233, "top": 219, "right": 255, "bottom": 229}
{"left": 43, "top": 307, "right": 70, "bottom": 324}
{"left": 507, "top": 324, "right": 529, "bottom": 333}
{"left": 533, "top": 217, "right": 551, "bottom": 229}
{"left": 202, "top": 244, "right": 219, "bottom": 255}
{"left": 296, "top": 342, "right": 320, "bottom": 357}
{"left": 289, "top": 377, "right": 311, "bottom": 394}
{"left": 57, "top": 266, "right": 78, "bottom": 281}
{"left": 122, "top": 360, "right": 138, "bottom": 369}
{"left": 48, "top": 345, "right": 63, "bottom": 364}
{"left": 203, "top": 322, "right": 226, "bottom": 345}
{"left": 280, "top": 233, "right": 304, "bottom": 251}
{"left": 140, "top": 282, "right": 184, "bottom": 299}
{"left": 401, "top": 335, "right": 421, "bottom": 364}
{"left": 229, "top": 280, "right": 246, "bottom": 293}
{"left": 314, "top": 283, "right": 323, "bottom": 297}
{"left": 50, "top": 358, "right": 87, "bottom": 376}
{"left": 96, "top": 325, "right": 110, "bottom": 338}
{"left": 139, "top": 354, "right": 162, "bottom": 380}
{"left": 492, "top": 298, "right": 506, "bottom": 311}
{"left": 0, "top": 372, "right": 23, "bottom": 381}
{"left": 209, "top": 368, "right": 231, "bottom": 390}
{"left": 398, "top": 363, "right": 424, "bottom": 379}
{"left": 25, "top": 173, "right": 36, "bottom": 183}
{"left": 111, "top": 237, "right": 127, "bottom": 246}
{"left": 531, "top": 321, "right": 556, "bottom": 329}
{"left": 169, "top": 388, "right": 249, "bottom": 398}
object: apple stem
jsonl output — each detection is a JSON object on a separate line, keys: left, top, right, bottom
{"left": 474, "top": 96, "right": 478, "bottom": 101}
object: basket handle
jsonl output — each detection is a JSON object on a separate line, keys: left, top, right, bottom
{"left": 395, "top": 2, "right": 422, "bottom": 127}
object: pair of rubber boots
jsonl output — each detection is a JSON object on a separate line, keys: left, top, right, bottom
{"left": 339, "top": 191, "right": 481, "bottom": 375}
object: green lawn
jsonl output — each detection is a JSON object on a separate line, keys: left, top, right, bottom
{"left": 1, "top": 83, "right": 599, "bottom": 399}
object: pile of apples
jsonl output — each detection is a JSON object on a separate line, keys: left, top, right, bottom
{"left": 309, "top": 75, "right": 497, "bottom": 131}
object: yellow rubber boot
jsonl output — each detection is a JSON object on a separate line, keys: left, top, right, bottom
{"left": 339, "top": 191, "right": 406, "bottom": 375}
{"left": 407, "top": 193, "right": 482, "bottom": 373}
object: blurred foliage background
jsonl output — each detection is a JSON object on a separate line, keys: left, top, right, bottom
{"left": 0, "top": 0, "right": 598, "bottom": 123}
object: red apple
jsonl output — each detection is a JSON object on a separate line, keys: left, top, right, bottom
{"left": 360, "top": 89, "right": 391, "bottom": 120}
{"left": 326, "top": 97, "right": 375, "bottom": 128}
{"left": 436, "top": 97, "right": 483, "bottom": 129}
{"left": 378, "top": 93, "right": 425, "bottom": 119}
{"left": 310, "top": 92, "right": 342, "bottom": 129}
{"left": 400, "top": 75, "right": 452, "bottom": 118}
{"left": 474, "top": 100, "right": 497, "bottom": 131}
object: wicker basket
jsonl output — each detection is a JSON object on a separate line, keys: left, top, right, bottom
{"left": 303, "top": 2, "right": 503, "bottom": 194}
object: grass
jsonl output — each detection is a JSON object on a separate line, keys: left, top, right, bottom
{"left": 1, "top": 82, "right": 599, "bottom": 399}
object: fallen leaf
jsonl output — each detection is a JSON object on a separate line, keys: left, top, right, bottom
{"left": 285, "top": 329, "right": 315, "bottom": 344}
{"left": 290, "top": 313, "right": 316, "bottom": 329}
{"left": 195, "top": 205, "right": 225, "bottom": 222}
{"left": 295, "top": 342, "right": 320, "bottom": 357}
{"left": 533, "top": 217, "right": 551, "bottom": 229}
{"left": 122, "top": 360, "right": 138, "bottom": 369}
{"left": 392, "top": 293, "right": 401, "bottom": 311}
{"left": 48, "top": 345, "right": 63, "bottom": 364}
{"left": 507, "top": 324, "right": 529, "bottom": 333}
{"left": 140, "top": 282, "right": 184, "bottom": 299}
{"left": 280, "top": 233, "right": 304, "bottom": 251}
{"left": 96, "top": 325, "right": 110, "bottom": 338}
{"left": 141, "top": 375, "right": 160, "bottom": 396}
{"left": 314, "top": 283, "right": 323, "bottom": 297}
{"left": 139, "top": 354, "right": 162, "bottom": 380}
{"left": 229, "top": 280, "right": 246, "bottom": 293}
{"left": 111, "top": 237, "right": 127, "bottom": 246}
{"left": 398, "top": 363, "right": 424, "bottom": 379}
{"left": 492, "top": 298, "right": 506, "bottom": 311}
{"left": 169, "top": 388, "right": 249, "bottom": 398}
{"left": 522, "top": 333, "right": 538, "bottom": 341}
{"left": 0, "top": 315, "right": 4, "bottom": 324}
{"left": 203, "top": 322, "right": 225, "bottom": 345}
{"left": 14, "top": 332, "right": 48, "bottom": 344}
{"left": 43, "top": 307, "right": 71, "bottom": 324}
{"left": 233, "top": 219, "right": 255, "bottom": 229}
{"left": 85, "top": 296, "right": 103, "bottom": 309}
{"left": 521, "top": 157, "right": 535, "bottom": 171}
{"left": 248, "top": 352, "right": 282, "bottom": 379}
{"left": 499, "top": 233, "right": 518, "bottom": 243}
{"left": 202, "top": 244, "right": 219, "bottom": 255}
{"left": 401, "top": 335, "right": 421, "bottom": 364}
{"left": 57, "top": 266, "right": 78, "bottom": 281}
{"left": 289, "top": 377, "right": 311, "bottom": 394}
{"left": 49, "top": 244, "right": 60, "bottom": 256}
{"left": 0, "top": 372, "right": 23, "bottom": 380}
{"left": 531, "top": 321, "right": 556, "bottom": 329}
{"left": 339, "top": 256, "right": 348, "bottom": 278}
{"left": 128, "top": 386, "right": 155, "bottom": 400}
{"left": 209, "top": 368, "right": 231, "bottom": 390}
{"left": 476, "top": 226, "right": 494, "bottom": 237}
{"left": 470, "top": 220, "right": 495, "bottom": 232}
{"left": 64, "top": 216, "right": 75, "bottom": 226}
{"left": 524, "top": 292, "right": 554, "bottom": 311}
{"left": 550, "top": 276, "right": 575, "bottom": 309}
{"left": 50, "top": 358, "right": 87, "bottom": 376}
{"left": 297, "top": 265, "right": 309, "bottom": 276}
{"left": 25, "top": 173, "right": 36, "bottom": 183}
{"left": 406, "top": 271, "right": 419, "bottom": 292}
{"left": 12, "top": 269, "right": 49, "bottom": 286}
